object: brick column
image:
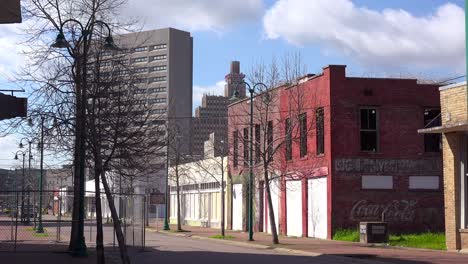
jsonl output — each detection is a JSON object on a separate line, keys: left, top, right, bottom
{"left": 443, "top": 132, "right": 462, "bottom": 250}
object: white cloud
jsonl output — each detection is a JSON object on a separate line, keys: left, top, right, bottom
{"left": 263, "top": 0, "right": 465, "bottom": 70}
{"left": 193, "top": 80, "right": 226, "bottom": 108}
{"left": 0, "top": 23, "right": 27, "bottom": 80}
{"left": 123, "top": 0, "right": 264, "bottom": 32}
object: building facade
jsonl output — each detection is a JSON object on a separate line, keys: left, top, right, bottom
{"left": 228, "top": 65, "right": 444, "bottom": 239}
{"left": 191, "top": 61, "right": 246, "bottom": 159}
{"left": 419, "top": 81, "right": 468, "bottom": 252}
{"left": 108, "top": 28, "right": 193, "bottom": 195}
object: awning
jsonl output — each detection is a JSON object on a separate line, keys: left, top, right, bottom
{"left": 418, "top": 121, "right": 468, "bottom": 134}
{"left": 0, "top": 0, "right": 21, "bottom": 23}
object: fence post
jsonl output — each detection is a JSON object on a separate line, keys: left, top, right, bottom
{"left": 14, "top": 191, "right": 19, "bottom": 252}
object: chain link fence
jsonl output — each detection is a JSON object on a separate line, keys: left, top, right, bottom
{"left": 0, "top": 190, "right": 146, "bottom": 252}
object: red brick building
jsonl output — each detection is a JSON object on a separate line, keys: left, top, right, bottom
{"left": 228, "top": 65, "right": 444, "bottom": 239}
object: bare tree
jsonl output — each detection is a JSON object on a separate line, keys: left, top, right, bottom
{"left": 230, "top": 52, "right": 310, "bottom": 244}
{"left": 167, "top": 126, "right": 192, "bottom": 232}
{"left": 192, "top": 135, "right": 228, "bottom": 236}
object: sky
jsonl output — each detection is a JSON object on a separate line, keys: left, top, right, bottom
{"left": 0, "top": 0, "right": 466, "bottom": 169}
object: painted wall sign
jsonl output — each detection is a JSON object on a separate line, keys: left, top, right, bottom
{"left": 350, "top": 200, "right": 418, "bottom": 222}
{"left": 335, "top": 159, "right": 440, "bottom": 174}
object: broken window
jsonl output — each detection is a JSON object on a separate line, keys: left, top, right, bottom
{"left": 285, "top": 118, "right": 292, "bottom": 161}
{"left": 299, "top": 113, "right": 307, "bottom": 157}
{"left": 316, "top": 108, "right": 324, "bottom": 155}
{"left": 424, "top": 108, "right": 441, "bottom": 152}
{"left": 360, "top": 108, "right": 378, "bottom": 152}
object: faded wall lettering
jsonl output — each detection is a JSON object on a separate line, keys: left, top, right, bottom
{"left": 335, "top": 158, "right": 440, "bottom": 174}
{"left": 350, "top": 200, "right": 418, "bottom": 222}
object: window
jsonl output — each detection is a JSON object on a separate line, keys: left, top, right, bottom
{"left": 285, "top": 118, "right": 292, "bottom": 161}
{"left": 243, "top": 127, "right": 249, "bottom": 167}
{"left": 360, "top": 108, "right": 378, "bottom": 152}
{"left": 299, "top": 113, "right": 307, "bottom": 157}
{"left": 152, "top": 44, "right": 167, "bottom": 50}
{"left": 133, "top": 46, "right": 147, "bottom": 52}
{"left": 255, "top": 124, "right": 260, "bottom": 163}
{"left": 316, "top": 108, "right": 324, "bottom": 155}
{"left": 424, "top": 109, "right": 441, "bottom": 152}
{"left": 151, "top": 109, "right": 166, "bottom": 114}
{"left": 132, "top": 57, "right": 147, "bottom": 64}
{"left": 148, "top": 87, "right": 166, "bottom": 93}
{"left": 149, "top": 76, "right": 166, "bottom": 83}
{"left": 133, "top": 67, "right": 148, "bottom": 74}
{"left": 150, "top": 55, "right": 167, "bottom": 61}
{"left": 150, "top": 65, "right": 167, "bottom": 72}
{"left": 233, "top": 131, "right": 239, "bottom": 167}
{"left": 267, "top": 121, "right": 273, "bottom": 161}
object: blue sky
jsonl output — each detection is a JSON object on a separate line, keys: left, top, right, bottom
{"left": 0, "top": 0, "right": 466, "bottom": 168}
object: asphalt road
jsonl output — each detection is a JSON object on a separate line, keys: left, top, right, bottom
{"left": 136, "top": 231, "right": 386, "bottom": 264}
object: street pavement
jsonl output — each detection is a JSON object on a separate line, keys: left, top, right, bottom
{"left": 138, "top": 231, "right": 387, "bottom": 264}
{"left": 147, "top": 223, "right": 468, "bottom": 264}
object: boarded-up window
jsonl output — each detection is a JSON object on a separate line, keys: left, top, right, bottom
{"left": 362, "top": 176, "right": 393, "bottom": 189}
{"left": 409, "top": 176, "right": 439, "bottom": 190}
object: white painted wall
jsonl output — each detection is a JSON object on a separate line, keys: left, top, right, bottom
{"left": 264, "top": 179, "right": 279, "bottom": 234}
{"left": 232, "top": 184, "right": 243, "bottom": 231}
{"left": 286, "top": 180, "right": 302, "bottom": 237}
{"left": 308, "top": 177, "right": 328, "bottom": 239}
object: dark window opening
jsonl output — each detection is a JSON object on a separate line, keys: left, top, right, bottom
{"left": 233, "top": 131, "right": 238, "bottom": 167}
{"left": 255, "top": 124, "right": 261, "bottom": 163}
{"left": 285, "top": 118, "right": 292, "bottom": 161}
{"left": 316, "top": 108, "right": 324, "bottom": 155}
{"left": 424, "top": 108, "right": 441, "bottom": 152}
{"left": 243, "top": 127, "right": 249, "bottom": 167}
{"left": 360, "top": 108, "right": 378, "bottom": 152}
{"left": 267, "top": 121, "right": 273, "bottom": 161}
{"left": 300, "top": 113, "right": 307, "bottom": 157}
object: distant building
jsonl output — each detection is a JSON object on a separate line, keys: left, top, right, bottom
{"left": 191, "top": 61, "right": 245, "bottom": 159}
{"left": 105, "top": 28, "right": 193, "bottom": 196}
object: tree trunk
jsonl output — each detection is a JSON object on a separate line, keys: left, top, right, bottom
{"left": 175, "top": 165, "right": 182, "bottom": 232}
{"left": 69, "top": 81, "right": 83, "bottom": 253}
{"left": 94, "top": 163, "right": 105, "bottom": 264}
{"left": 264, "top": 169, "right": 279, "bottom": 244}
{"left": 101, "top": 173, "right": 131, "bottom": 264}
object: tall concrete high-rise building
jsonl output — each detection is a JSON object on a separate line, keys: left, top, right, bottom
{"left": 107, "top": 28, "right": 193, "bottom": 195}
{"left": 191, "top": 61, "right": 246, "bottom": 159}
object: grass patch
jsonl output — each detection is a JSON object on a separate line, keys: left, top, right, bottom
{"left": 169, "top": 229, "right": 190, "bottom": 233}
{"left": 209, "top": 235, "right": 234, "bottom": 240}
{"left": 333, "top": 229, "right": 446, "bottom": 250}
{"left": 389, "top": 233, "right": 446, "bottom": 250}
{"left": 32, "top": 232, "right": 49, "bottom": 237}
{"left": 333, "top": 229, "right": 360, "bottom": 242}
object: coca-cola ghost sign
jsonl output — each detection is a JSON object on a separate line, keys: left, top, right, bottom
{"left": 350, "top": 200, "right": 418, "bottom": 222}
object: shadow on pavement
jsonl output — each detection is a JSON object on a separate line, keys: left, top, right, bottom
{"left": 0, "top": 243, "right": 433, "bottom": 264}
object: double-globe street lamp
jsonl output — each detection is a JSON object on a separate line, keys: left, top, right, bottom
{"left": 19, "top": 137, "right": 40, "bottom": 229}
{"left": 50, "top": 19, "right": 117, "bottom": 256}
{"left": 231, "top": 81, "right": 268, "bottom": 242}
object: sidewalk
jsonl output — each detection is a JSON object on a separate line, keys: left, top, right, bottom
{"left": 148, "top": 224, "right": 467, "bottom": 264}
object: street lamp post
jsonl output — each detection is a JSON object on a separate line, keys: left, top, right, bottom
{"left": 14, "top": 150, "right": 27, "bottom": 224}
{"left": 20, "top": 137, "right": 40, "bottom": 229}
{"left": 232, "top": 81, "right": 268, "bottom": 242}
{"left": 50, "top": 19, "right": 117, "bottom": 256}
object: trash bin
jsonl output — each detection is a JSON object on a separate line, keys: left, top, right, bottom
{"left": 359, "top": 222, "right": 388, "bottom": 243}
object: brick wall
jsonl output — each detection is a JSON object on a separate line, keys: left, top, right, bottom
{"left": 440, "top": 84, "right": 467, "bottom": 126}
